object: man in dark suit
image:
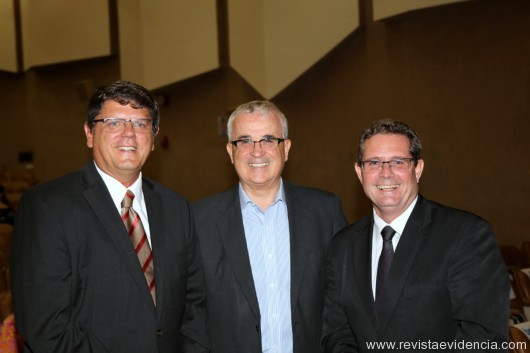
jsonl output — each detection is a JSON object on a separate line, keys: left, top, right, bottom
{"left": 193, "top": 101, "right": 347, "bottom": 353}
{"left": 322, "top": 119, "right": 509, "bottom": 352}
{"left": 10, "top": 80, "right": 209, "bottom": 353}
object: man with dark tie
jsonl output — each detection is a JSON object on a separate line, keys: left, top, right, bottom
{"left": 193, "top": 100, "right": 347, "bottom": 353}
{"left": 10, "top": 80, "right": 209, "bottom": 353}
{"left": 322, "top": 119, "right": 509, "bottom": 352}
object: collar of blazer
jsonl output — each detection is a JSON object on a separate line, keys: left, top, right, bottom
{"left": 351, "top": 195, "right": 431, "bottom": 335}
{"left": 213, "top": 182, "right": 316, "bottom": 321}
{"left": 81, "top": 161, "right": 158, "bottom": 312}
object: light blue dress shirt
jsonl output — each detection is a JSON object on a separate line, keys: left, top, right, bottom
{"left": 240, "top": 180, "right": 293, "bottom": 353}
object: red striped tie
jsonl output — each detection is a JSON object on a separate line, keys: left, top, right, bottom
{"left": 121, "top": 190, "right": 156, "bottom": 305}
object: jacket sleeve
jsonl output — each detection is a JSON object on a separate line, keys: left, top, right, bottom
{"left": 9, "top": 191, "right": 110, "bottom": 353}
{"left": 449, "top": 218, "right": 510, "bottom": 352}
{"left": 177, "top": 202, "right": 210, "bottom": 353}
{"left": 321, "top": 241, "right": 358, "bottom": 353}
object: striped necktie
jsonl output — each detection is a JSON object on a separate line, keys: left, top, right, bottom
{"left": 121, "top": 190, "right": 156, "bottom": 305}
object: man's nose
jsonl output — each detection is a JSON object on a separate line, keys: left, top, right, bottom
{"left": 250, "top": 141, "right": 265, "bottom": 155}
{"left": 121, "top": 121, "right": 136, "bottom": 135}
{"left": 379, "top": 162, "right": 394, "bottom": 175}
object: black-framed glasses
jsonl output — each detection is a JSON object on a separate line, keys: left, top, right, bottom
{"left": 230, "top": 137, "right": 285, "bottom": 151}
{"left": 93, "top": 118, "right": 154, "bottom": 133}
{"left": 359, "top": 158, "right": 417, "bottom": 173}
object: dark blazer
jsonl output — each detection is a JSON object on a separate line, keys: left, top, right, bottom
{"left": 193, "top": 182, "right": 347, "bottom": 353}
{"left": 10, "top": 162, "right": 209, "bottom": 353}
{"left": 322, "top": 195, "right": 510, "bottom": 353}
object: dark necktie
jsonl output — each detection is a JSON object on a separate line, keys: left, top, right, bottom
{"left": 375, "top": 225, "right": 396, "bottom": 306}
{"left": 121, "top": 190, "right": 156, "bottom": 305}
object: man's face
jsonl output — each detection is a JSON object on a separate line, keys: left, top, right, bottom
{"left": 226, "top": 111, "right": 291, "bottom": 193}
{"left": 354, "top": 133, "right": 424, "bottom": 223}
{"left": 84, "top": 100, "right": 156, "bottom": 186}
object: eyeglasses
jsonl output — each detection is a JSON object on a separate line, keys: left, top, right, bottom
{"left": 93, "top": 118, "right": 154, "bottom": 133}
{"left": 230, "top": 137, "right": 285, "bottom": 151}
{"left": 359, "top": 158, "right": 416, "bottom": 173}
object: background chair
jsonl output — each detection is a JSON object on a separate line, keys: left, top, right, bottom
{"left": 0, "top": 291, "right": 12, "bottom": 323}
{"left": 522, "top": 242, "right": 530, "bottom": 267}
{"left": 500, "top": 245, "right": 528, "bottom": 269}
{"left": 0, "top": 224, "right": 13, "bottom": 248}
{"left": 509, "top": 324, "right": 530, "bottom": 353}
{"left": 0, "top": 181, "right": 31, "bottom": 212}
{"left": 0, "top": 225, "right": 11, "bottom": 292}
{"left": 514, "top": 270, "right": 530, "bottom": 306}
{"left": 513, "top": 268, "right": 530, "bottom": 321}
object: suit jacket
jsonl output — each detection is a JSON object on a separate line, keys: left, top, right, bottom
{"left": 192, "top": 182, "right": 347, "bottom": 353}
{"left": 10, "top": 162, "right": 209, "bottom": 353}
{"left": 321, "top": 195, "right": 510, "bottom": 353}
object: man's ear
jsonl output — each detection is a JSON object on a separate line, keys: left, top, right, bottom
{"left": 283, "top": 139, "right": 292, "bottom": 162}
{"left": 84, "top": 123, "right": 94, "bottom": 148}
{"left": 354, "top": 162, "right": 363, "bottom": 184}
{"left": 414, "top": 159, "right": 424, "bottom": 183}
{"left": 226, "top": 142, "right": 235, "bottom": 164}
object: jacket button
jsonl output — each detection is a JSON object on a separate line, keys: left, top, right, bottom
{"left": 156, "top": 329, "right": 164, "bottom": 337}
{"left": 255, "top": 325, "right": 260, "bottom": 333}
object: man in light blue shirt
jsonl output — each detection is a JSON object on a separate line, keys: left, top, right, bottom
{"left": 193, "top": 100, "right": 347, "bottom": 353}
{"left": 241, "top": 180, "right": 292, "bottom": 353}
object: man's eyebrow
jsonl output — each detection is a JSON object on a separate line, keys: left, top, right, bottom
{"left": 234, "top": 134, "right": 278, "bottom": 140}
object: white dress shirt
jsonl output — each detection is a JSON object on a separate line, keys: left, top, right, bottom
{"left": 371, "top": 196, "right": 418, "bottom": 298}
{"left": 94, "top": 162, "right": 152, "bottom": 246}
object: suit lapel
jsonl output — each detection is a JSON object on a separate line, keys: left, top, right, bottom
{"left": 216, "top": 188, "right": 261, "bottom": 321}
{"left": 352, "top": 219, "right": 378, "bottom": 328}
{"left": 81, "top": 163, "right": 156, "bottom": 311}
{"left": 284, "top": 183, "right": 312, "bottom": 312}
{"left": 376, "top": 197, "right": 428, "bottom": 336}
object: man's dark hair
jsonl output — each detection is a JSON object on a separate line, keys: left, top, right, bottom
{"left": 86, "top": 80, "right": 160, "bottom": 133}
{"left": 356, "top": 119, "right": 422, "bottom": 164}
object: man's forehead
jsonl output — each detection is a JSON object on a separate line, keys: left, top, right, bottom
{"left": 234, "top": 113, "right": 281, "bottom": 131}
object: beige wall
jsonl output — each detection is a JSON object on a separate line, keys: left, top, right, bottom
{"left": 0, "top": 0, "right": 528, "bottom": 247}
{"left": 118, "top": 0, "right": 219, "bottom": 90}
{"left": 229, "top": 0, "right": 359, "bottom": 98}
{"left": 20, "top": 0, "right": 110, "bottom": 70}
{"left": 2, "top": 0, "right": 470, "bottom": 91}
{"left": 0, "top": 2, "right": 111, "bottom": 72}
{"left": 373, "top": 0, "right": 468, "bottom": 20}
{"left": 0, "top": 1, "right": 17, "bottom": 72}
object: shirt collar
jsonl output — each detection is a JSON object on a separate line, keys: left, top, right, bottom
{"left": 373, "top": 195, "right": 418, "bottom": 236}
{"left": 94, "top": 161, "right": 143, "bottom": 212}
{"left": 239, "top": 178, "right": 285, "bottom": 210}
